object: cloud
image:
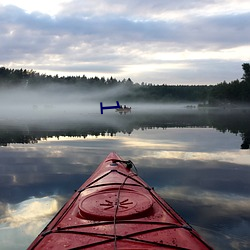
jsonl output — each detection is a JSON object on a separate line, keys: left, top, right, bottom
{"left": 0, "top": 1, "right": 250, "bottom": 84}
{"left": 58, "top": 0, "right": 236, "bottom": 19}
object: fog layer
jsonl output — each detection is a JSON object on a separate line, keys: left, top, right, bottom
{"left": 0, "top": 85, "right": 196, "bottom": 124}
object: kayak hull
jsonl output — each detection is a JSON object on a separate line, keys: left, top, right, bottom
{"left": 28, "top": 152, "right": 212, "bottom": 249}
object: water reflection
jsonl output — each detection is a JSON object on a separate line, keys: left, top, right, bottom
{"left": 0, "top": 196, "right": 62, "bottom": 250}
{"left": 0, "top": 109, "right": 250, "bottom": 249}
{"left": 0, "top": 107, "right": 250, "bottom": 149}
{"left": 1, "top": 196, "right": 59, "bottom": 228}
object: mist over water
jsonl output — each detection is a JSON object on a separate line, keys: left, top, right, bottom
{"left": 0, "top": 84, "right": 196, "bottom": 124}
{"left": 0, "top": 85, "right": 99, "bottom": 121}
{"left": 1, "top": 84, "right": 250, "bottom": 150}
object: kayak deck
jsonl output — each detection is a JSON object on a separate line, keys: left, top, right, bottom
{"left": 28, "top": 152, "right": 213, "bottom": 249}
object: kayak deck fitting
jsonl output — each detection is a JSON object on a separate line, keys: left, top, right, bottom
{"left": 28, "top": 152, "right": 213, "bottom": 249}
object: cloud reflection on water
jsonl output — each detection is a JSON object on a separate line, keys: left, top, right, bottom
{"left": 153, "top": 150, "right": 250, "bottom": 166}
{"left": 0, "top": 196, "right": 59, "bottom": 228}
{"left": 0, "top": 127, "right": 250, "bottom": 249}
{"left": 0, "top": 196, "right": 62, "bottom": 250}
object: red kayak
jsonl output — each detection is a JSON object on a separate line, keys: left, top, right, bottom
{"left": 28, "top": 152, "right": 213, "bottom": 249}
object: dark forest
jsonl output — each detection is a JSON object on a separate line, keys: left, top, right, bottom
{"left": 0, "top": 63, "right": 250, "bottom": 104}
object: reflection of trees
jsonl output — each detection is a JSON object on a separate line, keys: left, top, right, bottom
{"left": 0, "top": 131, "right": 38, "bottom": 146}
{"left": 201, "top": 109, "right": 250, "bottom": 149}
{"left": 241, "top": 134, "right": 250, "bottom": 149}
{"left": 0, "top": 109, "right": 250, "bottom": 149}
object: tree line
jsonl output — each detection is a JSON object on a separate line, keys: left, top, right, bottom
{"left": 208, "top": 63, "right": 250, "bottom": 105}
{"left": 0, "top": 63, "right": 249, "bottom": 104}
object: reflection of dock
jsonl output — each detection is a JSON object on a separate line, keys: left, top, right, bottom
{"left": 116, "top": 107, "right": 131, "bottom": 114}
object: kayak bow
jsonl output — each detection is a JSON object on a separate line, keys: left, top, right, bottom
{"left": 28, "top": 152, "right": 213, "bottom": 249}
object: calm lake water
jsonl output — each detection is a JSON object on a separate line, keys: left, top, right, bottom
{"left": 0, "top": 104, "right": 250, "bottom": 249}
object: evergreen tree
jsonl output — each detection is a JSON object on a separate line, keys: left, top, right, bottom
{"left": 242, "top": 63, "right": 250, "bottom": 83}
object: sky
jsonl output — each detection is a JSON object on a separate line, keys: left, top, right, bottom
{"left": 0, "top": 0, "right": 250, "bottom": 85}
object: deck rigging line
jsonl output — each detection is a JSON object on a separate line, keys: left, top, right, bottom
{"left": 113, "top": 162, "right": 137, "bottom": 249}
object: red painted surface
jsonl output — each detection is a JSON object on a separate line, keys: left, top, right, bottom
{"left": 28, "top": 152, "right": 213, "bottom": 249}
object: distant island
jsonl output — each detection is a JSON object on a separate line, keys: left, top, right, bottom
{"left": 0, "top": 63, "right": 249, "bottom": 105}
